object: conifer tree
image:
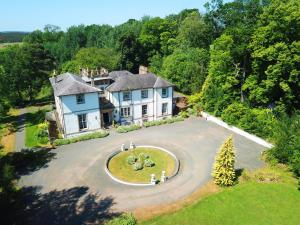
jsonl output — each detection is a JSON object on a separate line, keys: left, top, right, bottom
{"left": 212, "top": 135, "right": 235, "bottom": 186}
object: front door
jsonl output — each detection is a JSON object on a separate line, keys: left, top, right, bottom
{"left": 103, "top": 112, "right": 110, "bottom": 125}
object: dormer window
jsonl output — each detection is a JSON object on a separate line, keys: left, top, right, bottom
{"left": 76, "top": 94, "right": 85, "bottom": 104}
{"left": 162, "top": 88, "right": 168, "bottom": 98}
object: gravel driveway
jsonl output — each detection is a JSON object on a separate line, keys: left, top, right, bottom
{"left": 18, "top": 117, "right": 266, "bottom": 224}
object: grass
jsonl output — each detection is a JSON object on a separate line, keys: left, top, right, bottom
{"left": 0, "top": 108, "right": 19, "bottom": 153}
{"left": 108, "top": 147, "right": 175, "bottom": 183}
{"left": 25, "top": 105, "right": 51, "bottom": 147}
{"left": 140, "top": 165, "right": 300, "bottom": 225}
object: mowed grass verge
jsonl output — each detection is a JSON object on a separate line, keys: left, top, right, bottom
{"left": 108, "top": 147, "right": 175, "bottom": 183}
{"left": 25, "top": 105, "right": 51, "bottom": 147}
{"left": 140, "top": 165, "right": 300, "bottom": 225}
{"left": 0, "top": 108, "right": 19, "bottom": 153}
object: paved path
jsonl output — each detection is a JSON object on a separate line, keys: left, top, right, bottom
{"left": 18, "top": 117, "right": 266, "bottom": 222}
{"left": 15, "top": 108, "right": 26, "bottom": 151}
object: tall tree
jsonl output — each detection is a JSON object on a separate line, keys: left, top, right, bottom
{"left": 161, "top": 48, "right": 209, "bottom": 94}
{"left": 199, "top": 34, "right": 240, "bottom": 115}
{"left": 244, "top": 0, "right": 300, "bottom": 113}
{"left": 62, "top": 47, "right": 120, "bottom": 73}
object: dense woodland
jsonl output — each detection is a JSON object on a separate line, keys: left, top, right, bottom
{"left": 0, "top": 0, "right": 299, "bottom": 182}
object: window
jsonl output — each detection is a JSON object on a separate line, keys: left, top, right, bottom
{"left": 162, "top": 103, "right": 168, "bottom": 115}
{"left": 76, "top": 94, "right": 85, "bottom": 104}
{"left": 141, "top": 89, "right": 148, "bottom": 99}
{"left": 121, "top": 107, "right": 131, "bottom": 117}
{"left": 142, "top": 105, "right": 147, "bottom": 116}
{"left": 162, "top": 88, "right": 168, "bottom": 98}
{"left": 123, "top": 91, "right": 131, "bottom": 101}
{"left": 78, "top": 114, "right": 87, "bottom": 130}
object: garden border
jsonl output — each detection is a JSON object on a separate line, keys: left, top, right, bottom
{"left": 104, "top": 145, "right": 180, "bottom": 187}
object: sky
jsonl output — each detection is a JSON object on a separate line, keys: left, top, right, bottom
{"left": 1, "top": 0, "right": 212, "bottom": 31}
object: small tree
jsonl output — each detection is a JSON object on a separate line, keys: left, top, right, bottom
{"left": 212, "top": 135, "right": 235, "bottom": 186}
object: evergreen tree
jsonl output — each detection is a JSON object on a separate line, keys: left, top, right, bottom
{"left": 212, "top": 135, "right": 236, "bottom": 186}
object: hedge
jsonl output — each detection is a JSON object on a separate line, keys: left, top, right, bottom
{"left": 116, "top": 124, "right": 141, "bottom": 133}
{"left": 143, "top": 116, "right": 184, "bottom": 128}
{"left": 54, "top": 130, "right": 109, "bottom": 146}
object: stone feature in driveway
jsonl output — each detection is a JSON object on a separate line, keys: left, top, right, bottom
{"left": 19, "top": 117, "right": 266, "bottom": 212}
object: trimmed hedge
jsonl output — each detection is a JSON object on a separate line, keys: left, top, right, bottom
{"left": 116, "top": 124, "right": 141, "bottom": 133}
{"left": 105, "top": 213, "right": 136, "bottom": 225}
{"left": 54, "top": 130, "right": 109, "bottom": 146}
{"left": 143, "top": 116, "right": 184, "bottom": 128}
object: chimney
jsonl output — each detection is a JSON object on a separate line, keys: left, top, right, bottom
{"left": 139, "top": 65, "right": 148, "bottom": 75}
{"left": 91, "top": 73, "right": 95, "bottom": 87}
{"left": 53, "top": 70, "right": 57, "bottom": 83}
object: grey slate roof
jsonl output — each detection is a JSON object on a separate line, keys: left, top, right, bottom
{"left": 49, "top": 73, "right": 101, "bottom": 96}
{"left": 106, "top": 72, "right": 173, "bottom": 92}
{"left": 108, "top": 70, "right": 133, "bottom": 80}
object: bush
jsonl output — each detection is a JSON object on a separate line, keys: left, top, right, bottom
{"left": 132, "top": 162, "right": 143, "bottom": 171}
{"left": 105, "top": 213, "right": 136, "bottom": 225}
{"left": 54, "top": 130, "right": 109, "bottom": 146}
{"left": 179, "top": 110, "right": 189, "bottom": 118}
{"left": 37, "top": 122, "right": 49, "bottom": 144}
{"left": 221, "top": 103, "right": 275, "bottom": 139}
{"left": 212, "top": 135, "right": 235, "bottom": 186}
{"left": 143, "top": 116, "right": 184, "bottom": 128}
{"left": 144, "top": 159, "right": 155, "bottom": 167}
{"left": 116, "top": 124, "right": 141, "bottom": 133}
{"left": 127, "top": 155, "right": 137, "bottom": 165}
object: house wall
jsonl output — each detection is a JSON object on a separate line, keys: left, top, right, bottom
{"left": 107, "top": 87, "right": 173, "bottom": 125}
{"left": 60, "top": 92, "right": 101, "bottom": 138}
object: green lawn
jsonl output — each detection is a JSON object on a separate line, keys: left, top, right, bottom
{"left": 25, "top": 105, "right": 51, "bottom": 147}
{"left": 108, "top": 147, "right": 175, "bottom": 183}
{"left": 141, "top": 166, "right": 300, "bottom": 225}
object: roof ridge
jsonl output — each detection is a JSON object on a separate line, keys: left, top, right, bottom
{"left": 68, "top": 73, "right": 100, "bottom": 92}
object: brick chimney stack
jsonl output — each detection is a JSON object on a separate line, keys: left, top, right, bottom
{"left": 139, "top": 65, "right": 148, "bottom": 75}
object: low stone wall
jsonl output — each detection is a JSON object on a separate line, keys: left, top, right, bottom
{"left": 201, "top": 111, "right": 273, "bottom": 148}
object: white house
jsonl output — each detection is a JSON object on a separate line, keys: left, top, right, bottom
{"left": 50, "top": 68, "right": 174, "bottom": 138}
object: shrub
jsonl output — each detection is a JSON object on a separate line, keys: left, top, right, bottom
{"left": 37, "top": 122, "right": 49, "bottom": 144}
{"left": 116, "top": 124, "right": 141, "bottom": 133}
{"left": 132, "top": 162, "right": 143, "bottom": 171}
{"left": 179, "top": 110, "right": 189, "bottom": 118}
{"left": 212, "top": 135, "right": 236, "bottom": 186}
{"left": 127, "top": 155, "right": 137, "bottom": 165}
{"left": 105, "top": 213, "right": 136, "bottom": 225}
{"left": 144, "top": 159, "right": 155, "bottom": 167}
{"left": 138, "top": 153, "right": 149, "bottom": 161}
{"left": 143, "top": 116, "right": 184, "bottom": 128}
{"left": 54, "top": 130, "right": 109, "bottom": 146}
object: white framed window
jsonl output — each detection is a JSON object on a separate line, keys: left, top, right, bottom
{"left": 121, "top": 107, "right": 131, "bottom": 117}
{"left": 141, "top": 89, "right": 148, "bottom": 99}
{"left": 76, "top": 94, "right": 85, "bottom": 104}
{"left": 142, "top": 105, "right": 147, "bottom": 116}
{"left": 78, "top": 114, "right": 87, "bottom": 130}
{"left": 162, "top": 88, "right": 168, "bottom": 98}
{"left": 162, "top": 103, "right": 168, "bottom": 115}
{"left": 123, "top": 91, "right": 131, "bottom": 101}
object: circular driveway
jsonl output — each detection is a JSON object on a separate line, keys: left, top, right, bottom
{"left": 19, "top": 117, "right": 266, "bottom": 211}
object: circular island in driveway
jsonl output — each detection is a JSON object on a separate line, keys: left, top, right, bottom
{"left": 106, "top": 146, "right": 180, "bottom": 186}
